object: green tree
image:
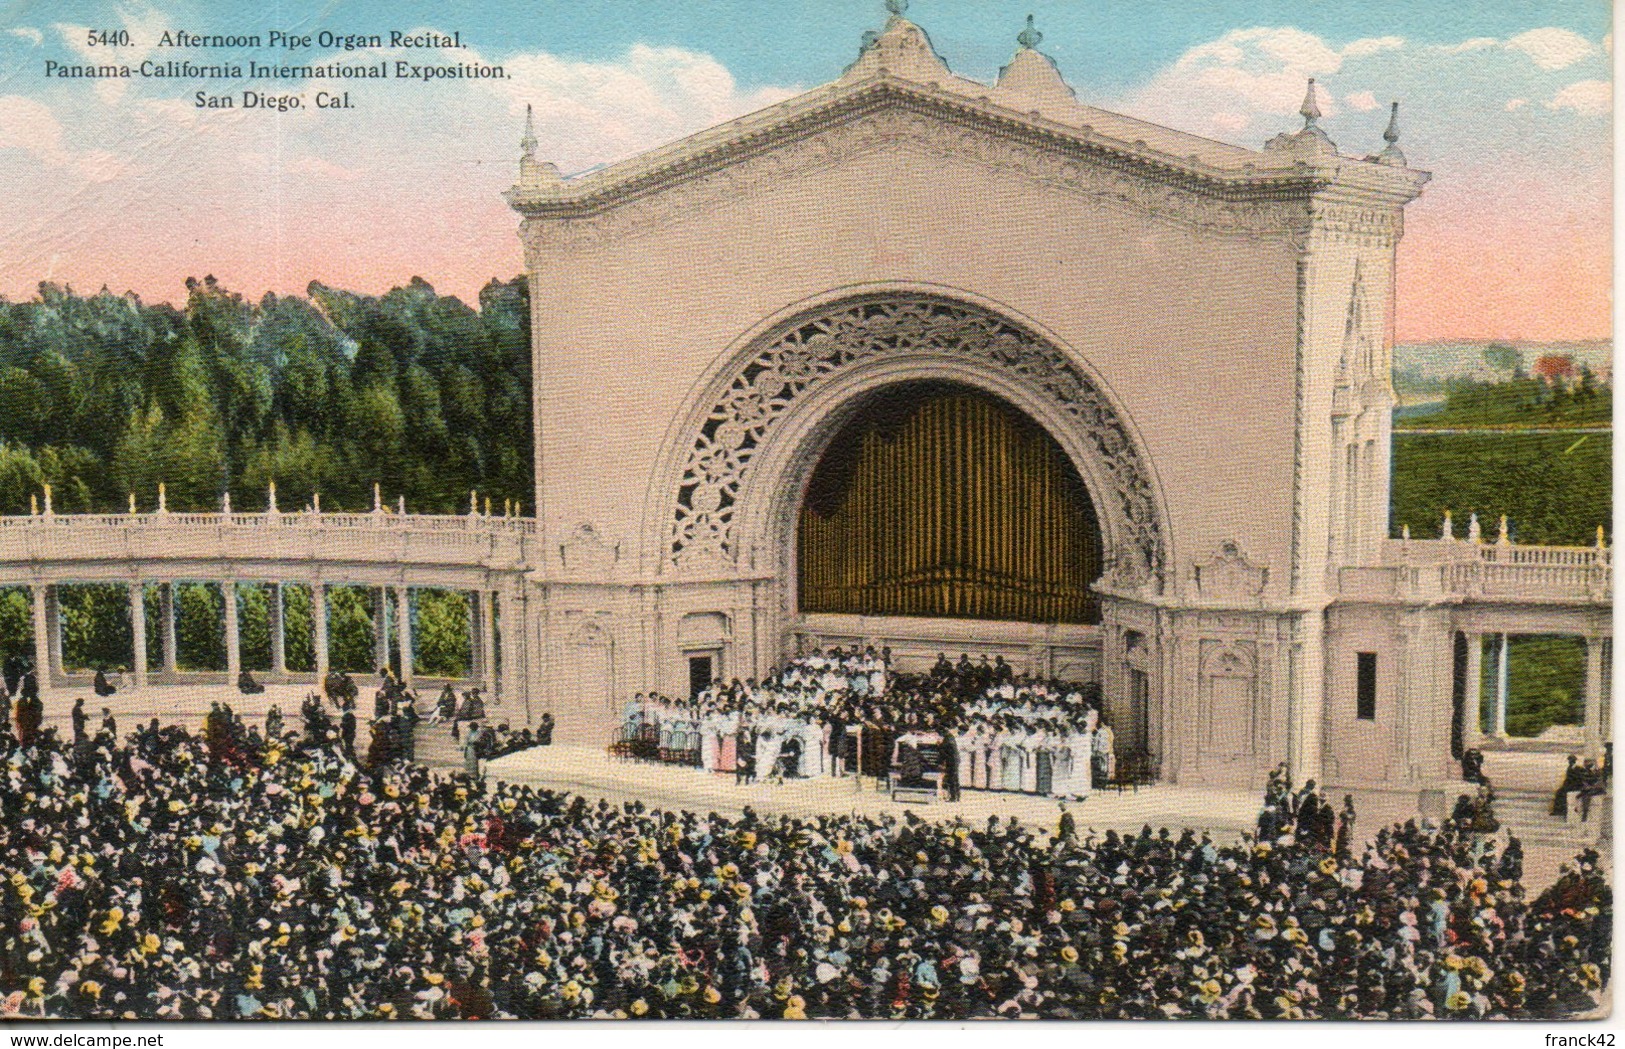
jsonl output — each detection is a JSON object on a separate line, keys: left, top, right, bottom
{"left": 414, "top": 589, "right": 471, "bottom": 677}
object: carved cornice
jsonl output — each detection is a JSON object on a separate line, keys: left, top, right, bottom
{"left": 514, "top": 81, "right": 1382, "bottom": 260}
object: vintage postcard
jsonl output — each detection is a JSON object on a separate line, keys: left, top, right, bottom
{"left": 0, "top": 0, "right": 1611, "bottom": 1033}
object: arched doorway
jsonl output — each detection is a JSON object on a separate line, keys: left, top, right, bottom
{"left": 797, "top": 381, "right": 1103, "bottom": 624}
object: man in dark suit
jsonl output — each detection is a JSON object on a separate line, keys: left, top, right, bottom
{"left": 340, "top": 703, "right": 357, "bottom": 758}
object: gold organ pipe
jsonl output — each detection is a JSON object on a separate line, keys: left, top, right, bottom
{"left": 796, "top": 384, "right": 1101, "bottom": 626}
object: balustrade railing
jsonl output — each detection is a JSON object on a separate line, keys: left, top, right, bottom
{"left": 1363, "top": 533, "right": 1612, "bottom": 604}
{"left": 0, "top": 511, "right": 538, "bottom": 567}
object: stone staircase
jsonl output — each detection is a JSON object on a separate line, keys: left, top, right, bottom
{"left": 1474, "top": 750, "right": 1610, "bottom": 848}
{"left": 1492, "top": 787, "right": 1610, "bottom": 848}
{"left": 411, "top": 723, "right": 468, "bottom": 770}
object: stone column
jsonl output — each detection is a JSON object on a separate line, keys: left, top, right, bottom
{"left": 1463, "top": 631, "right": 1483, "bottom": 745}
{"left": 395, "top": 586, "right": 413, "bottom": 685}
{"left": 497, "top": 587, "right": 524, "bottom": 710}
{"left": 44, "top": 586, "right": 61, "bottom": 684}
{"left": 128, "top": 583, "right": 148, "bottom": 689}
{"left": 479, "top": 590, "right": 498, "bottom": 692}
{"left": 30, "top": 584, "right": 50, "bottom": 686}
{"left": 1584, "top": 635, "right": 1605, "bottom": 754}
{"left": 160, "top": 583, "right": 178, "bottom": 676}
{"left": 469, "top": 589, "right": 485, "bottom": 681}
{"left": 1287, "top": 611, "right": 1326, "bottom": 784}
{"left": 312, "top": 583, "right": 329, "bottom": 683}
{"left": 1493, "top": 632, "right": 1510, "bottom": 738}
{"left": 222, "top": 580, "right": 240, "bottom": 681}
{"left": 372, "top": 588, "right": 390, "bottom": 675}
{"left": 269, "top": 583, "right": 286, "bottom": 677}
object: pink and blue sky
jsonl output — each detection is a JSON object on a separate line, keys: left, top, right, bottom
{"left": 0, "top": 0, "right": 1612, "bottom": 341}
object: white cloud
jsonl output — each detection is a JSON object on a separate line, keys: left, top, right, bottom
{"left": 1343, "top": 36, "right": 1406, "bottom": 59}
{"left": 1506, "top": 27, "right": 1596, "bottom": 70}
{"left": 1436, "top": 37, "right": 1498, "bottom": 55}
{"left": 53, "top": 6, "right": 173, "bottom": 105}
{"left": 1546, "top": 80, "right": 1611, "bottom": 115}
{"left": 8, "top": 27, "right": 42, "bottom": 46}
{"left": 1116, "top": 24, "right": 1613, "bottom": 151}
{"left": 1132, "top": 27, "right": 1395, "bottom": 129}
{"left": 0, "top": 96, "right": 66, "bottom": 163}
{"left": 1345, "top": 90, "right": 1380, "bottom": 112}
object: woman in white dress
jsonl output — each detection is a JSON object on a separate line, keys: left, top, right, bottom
{"left": 956, "top": 724, "right": 977, "bottom": 791}
{"left": 756, "top": 714, "right": 784, "bottom": 781}
{"left": 1049, "top": 725, "right": 1075, "bottom": 798}
{"left": 1070, "top": 726, "right": 1093, "bottom": 797}
{"left": 1019, "top": 724, "right": 1042, "bottom": 794}
{"left": 1093, "top": 723, "right": 1116, "bottom": 784}
{"left": 997, "top": 721, "right": 1024, "bottom": 792}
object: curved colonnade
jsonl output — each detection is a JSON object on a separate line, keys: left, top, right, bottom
{"left": 1, "top": 511, "right": 536, "bottom": 717}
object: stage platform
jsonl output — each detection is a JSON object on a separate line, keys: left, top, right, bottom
{"left": 482, "top": 743, "right": 1271, "bottom": 841}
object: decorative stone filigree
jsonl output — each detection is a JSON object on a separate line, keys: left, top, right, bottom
{"left": 1201, "top": 639, "right": 1257, "bottom": 678}
{"left": 558, "top": 522, "right": 619, "bottom": 573}
{"left": 1193, "top": 541, "right": 1268, "bottom": 600}
{"left": 668, "top": 294, "right": 1165, "bottom": 584}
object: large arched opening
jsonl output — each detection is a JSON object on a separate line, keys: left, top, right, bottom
{"left": 796, "top": 380, "right": 1104, "bottom": 624}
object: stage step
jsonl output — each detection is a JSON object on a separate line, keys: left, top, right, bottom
{"left": 1489, "top": 787, "right": 1609, "bottom": 848}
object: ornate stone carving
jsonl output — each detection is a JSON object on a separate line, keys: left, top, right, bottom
{"left": 565, "top": 615, "right": 613, "bottom": 646}
{"left": 558, "top": 522, "right": 619, "bottom": 573}
{"left": 1202, "top": 640, "right": 1257, "bottom": 677}
{"left": 1194, "top": 541, "right": 1268, "bottom": 600}
{"left": 667, "top": 294, "right": 1165, "bottom": 584}
{"left": 1309, "top": 200, "right": 1404, "bottom": 249}
{"left": 520, "top": 95, "right": 1317, "bottom": 262}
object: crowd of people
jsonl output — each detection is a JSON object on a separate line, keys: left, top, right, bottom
{"left": 616, "top": 648, "right": 1114, "bottom": 799}
{"left": 0, "top": 701, "right": 1610, "bottom": 1021}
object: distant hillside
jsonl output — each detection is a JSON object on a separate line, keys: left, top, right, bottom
{"left": 1394, "top": 339, "right": 1612, "bottom": 401}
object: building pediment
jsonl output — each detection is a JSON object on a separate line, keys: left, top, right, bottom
{"left": 508, "top": 15, "right": 1428, "bottom": 239}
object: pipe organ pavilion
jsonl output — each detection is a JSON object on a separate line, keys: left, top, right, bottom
{"left": 5, "top": 4, "right": 1610, "bottom": 796}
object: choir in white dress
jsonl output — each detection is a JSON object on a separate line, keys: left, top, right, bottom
{"left": 616, "top": 648, "right": 1109, "bottom": 800}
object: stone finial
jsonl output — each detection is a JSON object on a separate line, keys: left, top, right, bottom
{"left": 515, "top": 104, "right": 564, "bottom": 195}
{"left": 30, "top": 493, "right": 37, "bottom": 516}
{"left": 1440, "top": 510, "right": 1454, "bottom": 540}
{"left": 373, "top": 482, "right": 383, "bottom": 514}
{"left": 312, "top": 491, "right": 321, "bottom": 514}
{"left": 42, "top": 484, "right": 52, "bottom": 516}
{"left": 485, "top": 496, "right": 493, "bottom": 517}
{"left": 1372, "top": 101, "right": 1406, "bottom": 166}
{"left": 1300, "top": 78, "right": 1322, "bottom": 128}
{"left": 1496, "top": 515, "right": 1511, "bottom": 546}
{"left": 398, "top": 495, "right": 406, "bottom": 515}
{"left": 1265, "top": 77, "right": 1336, "bottom": 155}
{"left": 1598, "top": 525, "right": 1608, "bottom": 549}
{"left": 156, "top": 482, "right": 167, "bottom": 514}
{"left": 1467, "top": 512, "right": 1482, "bottom": 543}
{"left": 267, "top": 481, "right": 279, "bottom": 514}
{"left": 470, "top": 490, "right": 480, "bottom": 517}
{"left": 841, "top": 0, "right": 951, "bottom": 83}
{"left": 222, "top": 491, "right": 232, "bottom": 515}
{"left": 1401, "top": 523, "right": 1411, "bottom": 541}
{"left": 128, "top": 493, "right": 136, "bottom": 514}
{"left": 520, "top": 103, "right": 538, "bottom": 160}
{"left": 1017, "top": 13, "right": 1042, "bottom": 50}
